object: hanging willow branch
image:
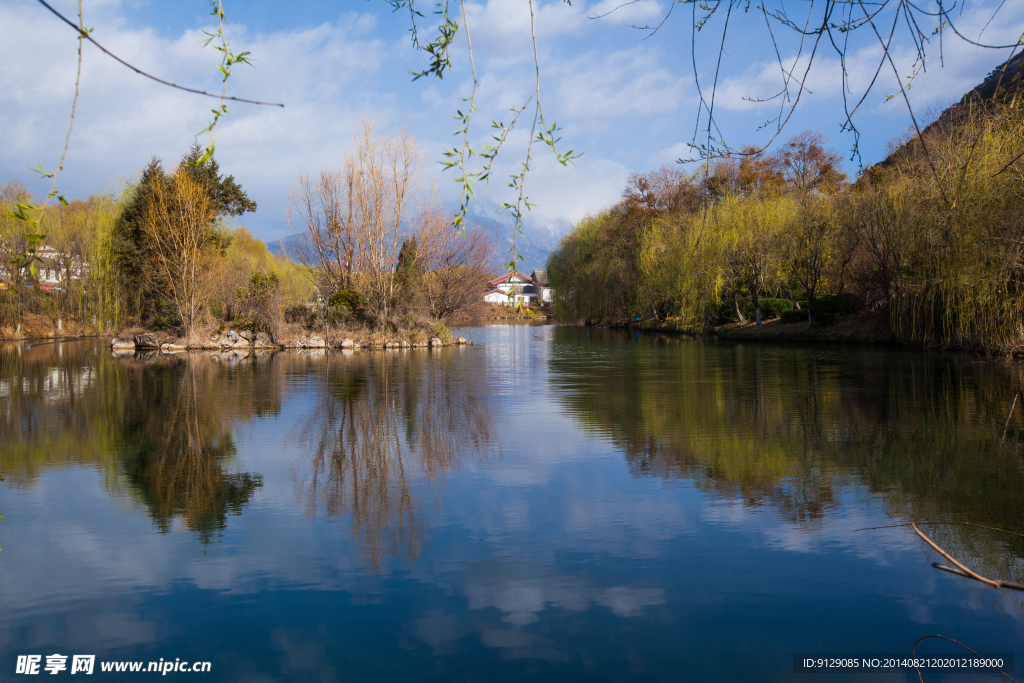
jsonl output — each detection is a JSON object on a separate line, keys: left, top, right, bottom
{"left": 623, "top": 0, "right": 1024, "bottom": 173}
{"left": 392, "top": 0, "right": 579, "bottom": 308}
{"left": 12, "top": 0, "right": 282, "bottom": 279}
{"left": 34, "top": 0, "right": 283, "bottom": 108}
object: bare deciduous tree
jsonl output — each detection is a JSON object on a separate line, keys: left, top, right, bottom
{"left": 290, "top": 168, "right": 353, "bottom": 297}
{"left": 417, "top": 200, "right": 496, "bottom": 321}
{"left": 142, "top": 169, "right": 220, "bottom": 342}
{"left": 291, "top": 119, "right": 424, "bottom": 327}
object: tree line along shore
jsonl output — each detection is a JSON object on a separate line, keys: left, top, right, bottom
{"left": 547, "top": 55, "right": 1024, "bottom": 356}
{"left": 5, "top": 58, "right": 1023, "bottom": 356}
{"left": 0, "top": 121, "right": 502, "bottom": 349}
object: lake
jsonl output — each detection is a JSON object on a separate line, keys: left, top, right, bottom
{"left": 1, "top": 325, "right": 1023, "bottom": 681}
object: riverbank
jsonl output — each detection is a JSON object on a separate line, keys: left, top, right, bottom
{"left": 109, "top": 328, "right": 469, "bottom": 354}
{"left": 0, "top": 313, "right": 98, "bottom": 341}
{"left": 450, "top": 304, "right": 554, "bottom": 324}
{"left": 714, "top": 309, "right": 899, "bottom": 345}
{"left": 594, "top": 309, "right": 905, "bottom": 348}
{"left": 0, "top": 312, "right": 470, "bottom": 350}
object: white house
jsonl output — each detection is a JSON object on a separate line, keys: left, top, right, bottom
{"left": 0, "top": 244, "right": 88, "bottom": 292}
{"left": 483, "top": 288, "right": 535, "bottom": 306}
{"left": 482, "top": 270, "right": 553, "bottom": 306}
{"left": 36, "top": 245, "right": 88, "bottom": 289}
{"left": 531, "top": 269, "right": 553, "bottom": 303}
{"left": 487, "top": 271, "right": 533, "bottom": 294}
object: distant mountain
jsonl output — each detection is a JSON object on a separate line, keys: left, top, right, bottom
{"left": 267, "top": 233, "right": 305, "bottom": 259}
{"left": 459, "top": 201, "right": 567, "bottom": 273}
{"left": 266, "top": 200, "right": 569, "bottom": 273}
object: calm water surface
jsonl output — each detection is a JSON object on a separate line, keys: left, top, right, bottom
{"left": 2, "top": 326, "right": 1024, "bottom": 681}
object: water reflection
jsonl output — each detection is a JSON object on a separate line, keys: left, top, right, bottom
{"left": 295, "top": 349, "right": 495, "bottom": 568}
{"left": 548, "top": 327, "right": 1024, "bottom": 589}
{"left": 0, "top": 342, "right": 270, "bottom": 543}
{"left": 0, "top": 342, "right": 496, "bottom": 560}
{"left": 4, "top": 332, "right": 1024, "bottom": 679}
{"left": 114, "top": 359, "right": 263, "bottom": 542}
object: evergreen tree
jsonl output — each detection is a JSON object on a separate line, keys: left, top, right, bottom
{"left": 109, "top": 147, "right": 256, "bottom": 323}
{"left": 109, "top": 157, "right": 168, "bottom": 320}
{"left": 180, "top": 142, "right": 257, "bottom": 217}
{"left": 395, "top": 237, "right": 422, "bottom": 311}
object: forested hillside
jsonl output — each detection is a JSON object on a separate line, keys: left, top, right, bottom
{"left": 548, "top": 55, "right": 1024, "bottom": 354}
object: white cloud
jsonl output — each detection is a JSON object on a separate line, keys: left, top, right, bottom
{"left": 463, "top": 0, "right": 589, "bottom": 67}
{"left": 553, "top": 45, "right": 690, "bottom": 120}
{"left": 0, "top": 2, "right": 392, "bottom": 240}
{"left": 4, "top": 0, "right": 1020, "bottom": 244}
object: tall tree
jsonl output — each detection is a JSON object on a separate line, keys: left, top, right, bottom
{"left": 109, "top": 158, "right": 168, "bottom": 321}
{"left": 292, "top": 119, "right": 423, "bottom": 326}
{"left": 141, "top": 169, "right": 222, "bottom": 342}
{"left": 110, "top": 148, "right": 254, "bottom": 324}
{"left": 180, "top": 142, "right": 258, "bottom": 217}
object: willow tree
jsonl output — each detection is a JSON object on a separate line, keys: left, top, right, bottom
{"left": 879, "top": 105, "right": 1024, "bottom": 351}
{"left": 0, "top": 182, "right": 33, "bottom": 331}
{"left": 638, "top": 212, "right": 724, "bottom": 329}
{"left": 719, "top": 194, "right": 795, "bottom": 325}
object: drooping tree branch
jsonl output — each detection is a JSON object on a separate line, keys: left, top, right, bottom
{"left": 34, "top": 0, "right": 283, "bottom": 108}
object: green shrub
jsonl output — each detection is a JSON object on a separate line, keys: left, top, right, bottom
{"left": 329, "top": 289, "right": 365, "bottom": 313}
{"left": 780, "top": 309, "right": 808, "bottom": 324}
{"left": 234, "top": 315, "right": 259, "bottom": 333}
{"left": 806, "top": 293, "right": 860, "bottom": 326}
{"left": 152, "top": 299, "right": 181, "bottom": 331}
{"left": 717, "top": 299, "right": 755, "bottom": 322}
{"left": 757, "top": 298, "right": 795, "bottom": 318}
{"left": 810, "top": 297, "right": 839, "bottom": 326}
{"left": 833, "top": 292, "right": 861, "bottom": 316}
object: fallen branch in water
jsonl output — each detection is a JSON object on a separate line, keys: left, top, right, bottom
{"left": 1002, "top": 392, "right": 1019, "bottom": 445}
{"left": 911, "top": 634, "right": 1017, "bottom": 683}
{"left": 911, "top": 523, "right": 1024, "bottom": 592}
{"left": 854, "top": 521, "right": 1024, "bottom": 538}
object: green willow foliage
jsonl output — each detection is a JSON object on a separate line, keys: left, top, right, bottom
{"left": 550, "top": 106, "right": 1024, "bottom": 353}
{"left": 549, "top": 132, "right": 845, "bottom": 329}
{"left": 878, "top": 106, "right": 1024, "bottom": 352}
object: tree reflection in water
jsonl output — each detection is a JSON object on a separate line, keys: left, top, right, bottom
{"left": 295, "top": 348, "right": 494, "bottom": 569}
{"left": 0, "top": 342, "right": 267, "bottom": 543}
{"left": 115, "top": 357, "right": 263, "bottom": 543}
{"left": 548, "top": 327, "right": 1024, "bottom": 598}
{"left": 1, "top": 342, "right": 494, "bottom": 563}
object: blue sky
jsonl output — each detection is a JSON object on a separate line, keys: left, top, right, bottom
{"left": 2, "top": 0, "right": 1021, "bottom": 243}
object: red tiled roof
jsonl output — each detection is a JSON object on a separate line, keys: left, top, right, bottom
{"left": 487, "top": 271, "right": 532, "bottom": 286}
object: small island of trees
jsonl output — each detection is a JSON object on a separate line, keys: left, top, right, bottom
{"left": 0, "top": 122, "right": 496, "bottom": 347}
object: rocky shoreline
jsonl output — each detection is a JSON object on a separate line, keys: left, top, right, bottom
{"left": 110, "top": 331, "right": 470, "bottom": 355}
